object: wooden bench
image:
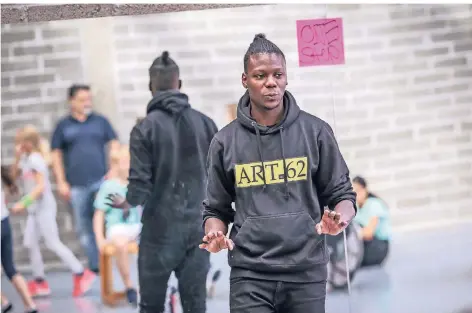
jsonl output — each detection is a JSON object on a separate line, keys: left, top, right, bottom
{"left": 99, "top": 241, "right": 139, "bottom": 306}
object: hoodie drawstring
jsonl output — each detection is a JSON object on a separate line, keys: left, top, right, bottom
{"left": 252, "top": 123, "right": 289, "bottom": 198}
{"left": 280, "top": 127, "right": 289, "bottom": 199}
{"left": 252, "top": 122, "right": 267, "bottom": 190}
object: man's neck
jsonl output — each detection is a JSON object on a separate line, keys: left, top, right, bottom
{"left": 250, "top": 102, "right": 284, "bottom": 127}
{"left": 71, "top": 111, "right": 87, "bottom": 122}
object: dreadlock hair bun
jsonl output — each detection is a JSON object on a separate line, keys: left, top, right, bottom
{"left": 161, "top": 51, "right": 170, "bottom": 65}
{"left": 253, "top": 33, "right": 266, "bottom": 42}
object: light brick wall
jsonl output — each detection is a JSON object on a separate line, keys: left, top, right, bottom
{"left": 1, "top": 20, "right": 86, "bottom": 266}
{"left": 111, "top": 4, "right": 472, "bottom": 225}
{"left": 1, "top": 4, "right": 471, "bottom": 269}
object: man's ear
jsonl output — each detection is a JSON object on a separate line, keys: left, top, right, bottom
{"left": 241, "top": 73, "right": 247, "bottom": 89}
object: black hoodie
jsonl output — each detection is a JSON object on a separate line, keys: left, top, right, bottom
{"left": 202, "top": 90, "right": 356, "bottom": 283}
{"left": 127, "top": 90, "right": 218, "bottom": 243}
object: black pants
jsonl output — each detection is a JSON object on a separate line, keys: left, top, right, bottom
{"left": 230, "top": 276, "right": 326, "bottom": 313}
{"left": 361, "top": 238, "right": 389, "bottom": 267}
{"left": 138, "top": 233, "right": 210, "bottom": 313}
{"left": 1, "top": 217, "right": 18, "bottom": 280}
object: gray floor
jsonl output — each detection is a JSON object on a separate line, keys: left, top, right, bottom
{"left": 2, "top": 221, "right": 472, "bottom": 313}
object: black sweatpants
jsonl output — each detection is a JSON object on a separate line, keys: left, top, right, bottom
{"left": 138, "top": 226, "right": 210, "bottom": 313}
{"left": 361, "top": 238, "right": 389, "bottom": 267}
{"left": 230, "top": 276, "right": 326, "bottom": 313}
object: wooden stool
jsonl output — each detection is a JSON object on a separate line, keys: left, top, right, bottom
{"left": 99, "top": 241, "right": 139, "bottom": 306}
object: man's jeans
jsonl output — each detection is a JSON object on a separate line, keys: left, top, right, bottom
{"left": 230, "top": 277, "right": 327, "bottom": 313}
{"left": 70, "top": 179, "right": 103, "bottom": 271}
{"left": 138, "top": 222, "right": 210, "bottom": 313}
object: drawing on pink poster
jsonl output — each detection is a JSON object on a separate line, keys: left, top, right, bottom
{"left": 296, "top": 18, "right": 345, "bottom": 67}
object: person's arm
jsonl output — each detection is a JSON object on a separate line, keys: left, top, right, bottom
{"left": 28, "top": 171, "right": 45, "bottom": 200}
{"left": 11, "top": 156, "right": 21, "bottom": 181}
{"left": 11, "top": 139, "right": 23, "bottom": 180}
{"left": 126, "top": 125, "right": 153, "bottom": 207}
{"left": 50, "top": 122, "right": 67, "bottom": 186}
{"left": 92, "top": 181, "right": 112, "bottom": 248}
{"left": 12, "top": 155, "right": 47, "bottom": 213}
{"left": 93, "top": 210, "right": 106, "bottom": 247}
{"left": 51, "top": 150, "right": 67, "bottom": 183}
{"left": 314, "top": 122, "right": 357, "bottom": 224}
{"left": 202, "top": 138, "right": 235, "bottom": 236}
{"left": 27, "top": 154, "right": 48, "bottom": 200}
{"left": 103, "top": 117, "right": 120, "bottom": 154}
{"left": 362, "top": 217, "right": 379, "bottom": 240}
{"left": 361, "top": 200, "right": 387, "bottom": 240}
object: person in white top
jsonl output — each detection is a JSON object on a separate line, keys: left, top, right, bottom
{"left": 10, "top": 125, "right": 96, "bottom": 298}
{"left": 1, "top": 165, "right": 38, "bottom": 313}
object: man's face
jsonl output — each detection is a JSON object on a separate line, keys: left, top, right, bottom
{"left": 70, "top": 89, "right": 92, "bottom": 115}
{"left": 242, "top": 53, "right": 287, "bottom": 111}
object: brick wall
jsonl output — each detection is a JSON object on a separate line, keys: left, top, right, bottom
{"left": 1, "top": 4, "right": 471, "bottom": 270}
{"left": 111, "top": 4, "right": 472, "bottom": 225}
{"left": 1, "top": 20, "right": 86, "bottom": 267}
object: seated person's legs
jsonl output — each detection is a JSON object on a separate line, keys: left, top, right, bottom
{"left": 361, "top": 238, "right": 389, "bottom": 267}
{"left": 106, "top": 224, "right": 141, "bottom": 288}
{"left": 106, "top": 223, "right": 141, "bottom": 306}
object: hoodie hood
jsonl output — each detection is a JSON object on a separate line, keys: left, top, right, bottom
{"left": 236, "top": 90, "right": 301, "bottom": 198}
{"left": 147, "top": 90, "right": 191, "bottom": 115}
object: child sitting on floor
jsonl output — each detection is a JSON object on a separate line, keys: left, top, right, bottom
{"left": 93, "top": 144, "right": 141, "bottom": 307}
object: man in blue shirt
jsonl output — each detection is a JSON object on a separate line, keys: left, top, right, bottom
{"left": 51, "top": 84, "right": 119, "bottom": 273}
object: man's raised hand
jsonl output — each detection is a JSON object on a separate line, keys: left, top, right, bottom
{"left": 199, "top": 231, "right": 234, "bottom": 253}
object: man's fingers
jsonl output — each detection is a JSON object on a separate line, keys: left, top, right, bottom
{"left": 206, "top": 232, "right": 216, "bottom": 240}
{"left": 333, "top": 213, "right": 341, "bottom": 223}
{"left": 328, "top": 210, "right": 336, "bottom": 220}
{"left": 315, "top": 222, "right": 323, "bottom": 235}
{"left": 225, "top": 238, "right": 234, "bottom": 251}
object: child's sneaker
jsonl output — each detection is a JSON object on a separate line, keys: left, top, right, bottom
{"left": 1, "top": 302, "right": 13, "bottom": 313}
{"left": 27, "top": 280, "right": 51, "bottom": 297}
{"left": 72, "top": 269, "right": 96, "bottom": 297}
{"left": 126, "top": 288, "right": 138, "bottom": 307}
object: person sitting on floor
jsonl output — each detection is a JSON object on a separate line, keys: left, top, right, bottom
{"left": 93, "top": 145, "right": 141, "bottom": 307}
{"left": 352, "top": 176, "right": 391, "bottom": 267}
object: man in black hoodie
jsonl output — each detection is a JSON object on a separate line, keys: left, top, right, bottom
{"left": 112, "top": 51, "right": 218, "bottom": 313}
{"left": 200, "top": 34, "right": 357, "bottom": 313}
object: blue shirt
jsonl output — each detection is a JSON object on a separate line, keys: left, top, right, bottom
{"left": 93, "top": 179, "right": 141, "bottom": 230}
{"left": 51, "top": 113, "right": 117, "bottom": 187}
{"left": 354, "top": 197, "right": 391, "bottom": 241}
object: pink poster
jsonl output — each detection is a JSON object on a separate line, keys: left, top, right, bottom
{"left": 296, "top": 18, "right": 345, "bottom": 67}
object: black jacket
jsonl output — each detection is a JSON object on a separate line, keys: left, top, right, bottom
{"left": 202, "top": 90, "right": 356, "bottom": 283}
{"left": 127, "top": 90, "right": 218, "bottom": 242}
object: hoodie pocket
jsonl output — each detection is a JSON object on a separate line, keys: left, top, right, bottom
{"left": 230, "top": 211, "right": 327, "bottom": 272}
